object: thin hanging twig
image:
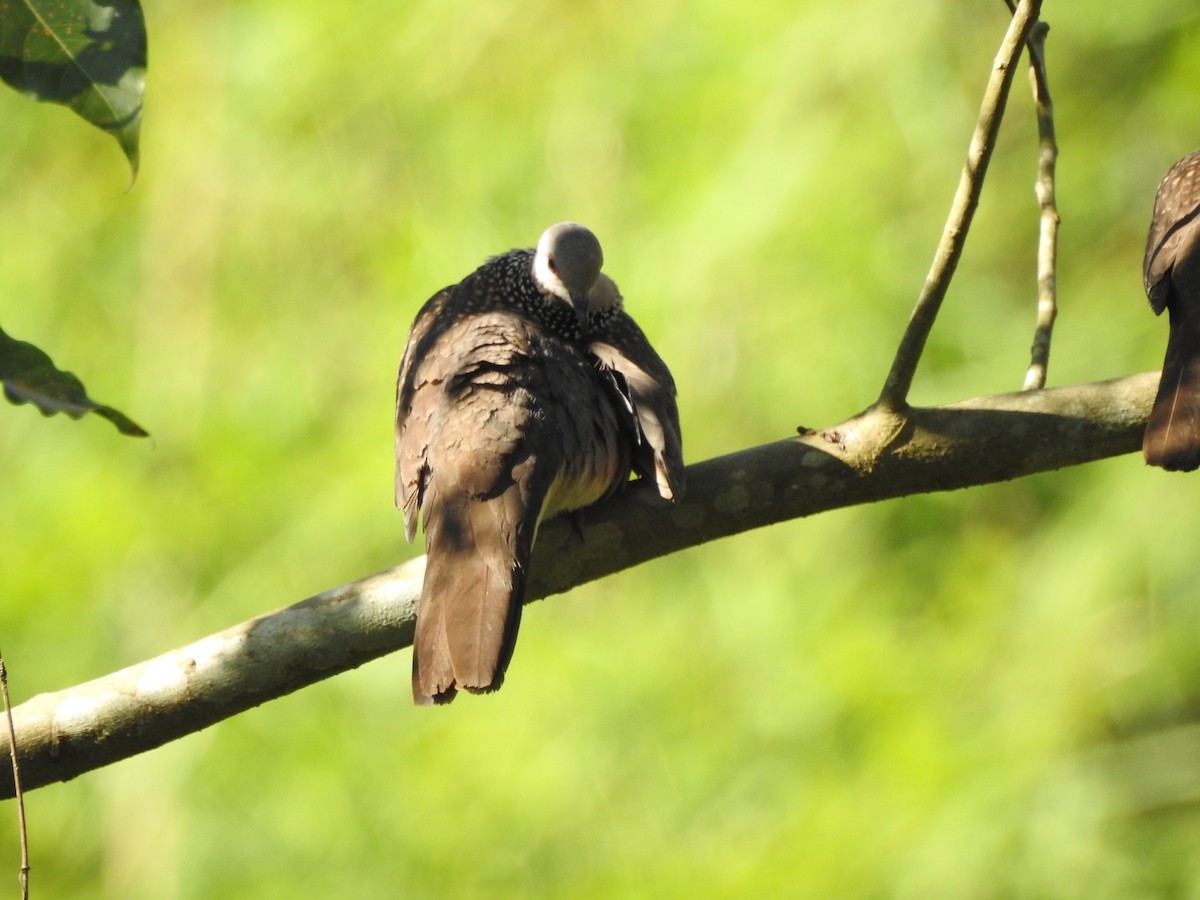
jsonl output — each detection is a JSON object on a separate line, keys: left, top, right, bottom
{"left": 877, "top": 0, "right": 1043, "bottom": 411}
{"left": 0, "top": 649, "right": 29, "bottom": 900}
{"left": 1022, "top": 20, "right": 1059, "bottom": 390}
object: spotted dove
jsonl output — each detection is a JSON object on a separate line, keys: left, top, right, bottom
{"left": 395, "top": 223, "right": 684, "bottom": 704}
{"left": 1144, "top": 150, "right": 1200, "bottom": 471}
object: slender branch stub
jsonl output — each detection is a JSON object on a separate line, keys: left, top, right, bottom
{"left": 1022, "top": 19, "right": 1059, "bottom": 391}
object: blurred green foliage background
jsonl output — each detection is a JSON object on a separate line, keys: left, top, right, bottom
{"left": 3, "top": 1, "right": 1200, "bottom": 896}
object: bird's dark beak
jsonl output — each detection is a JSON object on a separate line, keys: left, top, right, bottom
{"left": 570, "top": 291, "right": 590, "bottom": 333}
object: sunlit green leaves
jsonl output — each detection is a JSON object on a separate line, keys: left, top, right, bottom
{"left": 0, "top": 326, "right": 146, "bottom": 436}
{"left": 0, "top": 0, "right": 148, "bottom": 439}
{"left": 0, "top": 0, "right": 146, "bottom": 177}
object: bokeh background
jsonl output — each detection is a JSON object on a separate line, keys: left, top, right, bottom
{"left": 2, "top": 1, "right": 1200, "bottom": 896}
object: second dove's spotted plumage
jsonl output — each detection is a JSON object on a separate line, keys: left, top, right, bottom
{"left": 395, "top": 223, "right": 684, "bottom": 705}
{"left": 1144, "top": 150, "right": 1200, "bottom": 471}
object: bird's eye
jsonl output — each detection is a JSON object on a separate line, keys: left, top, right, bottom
{"left": 547, "top": 256, "right": 558, "bottom": 273}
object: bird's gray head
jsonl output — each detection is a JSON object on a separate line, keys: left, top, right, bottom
{"left": 533, "top": 222, "right": 604, "bottom": 330}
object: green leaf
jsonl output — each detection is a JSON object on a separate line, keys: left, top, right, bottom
{"left": 0, "top": 325, "right": 147, "bottom": 437}
{"left": 0, "top": 0, "right": 146, "bottom": 179}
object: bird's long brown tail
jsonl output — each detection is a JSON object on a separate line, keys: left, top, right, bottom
{"left": 412, "top": 495, "right": 527, "bottom": 705}
{"left": 1145, "top": 301, "right": 1200, "bottom": 471}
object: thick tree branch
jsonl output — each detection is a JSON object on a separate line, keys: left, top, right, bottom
{"left": 0, "top": 371, "right": 1158, "bottom": 799}
{"left": 879, "top": 0, "right": 1043, "bottom": 409}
